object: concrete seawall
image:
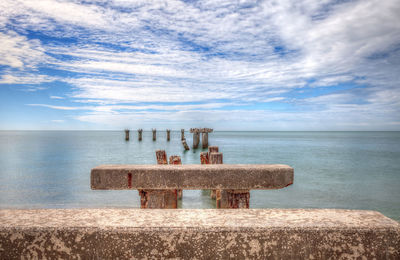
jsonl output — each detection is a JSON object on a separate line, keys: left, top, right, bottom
{"left": 1, "top": 209, "right": 399, "bottom": 259}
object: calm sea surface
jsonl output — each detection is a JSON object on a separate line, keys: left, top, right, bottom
{"left": 0, "top": 131, "right": 399, "bottom": 221}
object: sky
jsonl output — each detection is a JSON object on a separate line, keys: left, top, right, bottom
{"left": 0, "top": 0, "right": 399, "bottom": 130}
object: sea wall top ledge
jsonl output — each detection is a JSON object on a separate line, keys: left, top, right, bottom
{"left": 1, "top": 209, "right": 399, "bottom": 259}
{"left": 0, "top": 209, "right": 398, "bottom": 230}
{"left": 91, "top": 164, "right": 293, "bottom": 190}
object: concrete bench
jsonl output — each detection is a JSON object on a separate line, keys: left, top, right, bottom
{"left": 91, "top": 164, "right": 294, "bottom": 208}
{"left": 1, "top": 209, "right": 399, "bottom": 259}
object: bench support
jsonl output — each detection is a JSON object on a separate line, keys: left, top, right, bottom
{"left": 139, "top": 190, "right": 177, "bottom": 209}
{"left": 169, "top": 155, "right": 183, "bottom": 199}
{"left": 210, "top": 152, "right": 223, "bottom": 200}
{"left": 216, "top": 189, "right": 250, "bottom": 208}
{"left": 140, "top": 151, "right": 180, "bottom": 208}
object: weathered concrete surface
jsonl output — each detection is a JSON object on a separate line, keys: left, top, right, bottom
{"left": 91, "top": 164, "right": 294, "bottom": 190}
{"left": 0, "top": 209, "right": 399, "bottom": 259}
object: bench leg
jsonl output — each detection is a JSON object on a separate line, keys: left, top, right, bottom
{"left": 216, "top": 190, "right": 250, "bottom": 209}
{"left": 139, "top": 189, "right": 177, "bottom": 209}
{"left": 210, "top": 190, "right": 217, "bottom": 199}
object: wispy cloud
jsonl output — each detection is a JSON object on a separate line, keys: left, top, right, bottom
{"left": 50, "top": 95, "right": 65, "bottom": 99}
{"left": 1, "top": 0, "right": 399, "bottom": 129}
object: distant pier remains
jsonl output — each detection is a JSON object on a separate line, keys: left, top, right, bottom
{"left": 190, "top": 128, "right": 213, "bottom": 149}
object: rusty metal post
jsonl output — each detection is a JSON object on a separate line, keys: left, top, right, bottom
{"left": 138, "top": 129, "right": 142, "bottom": 141}
{"left": 181, "top": 129, "right": 185, "bottom": 140}
{"left": 156, "top": 150, "right": 168, "bottom": 165}
{"left": 193, "top": 131, "right": 200, "bottom": 149}
{"left": 169, "top": 155, "right": 182, "bottom": 199}
{"left": 125, "top": 129, "right": 129, "bottom": 141}
{"left": 152, "top": 129, "right": 156, "bottom": 141}
{"left": 167, "top": 129, "right": 171, "bottom": 141}
{"left": 200, "top": 152, "right": 209, "bottom": 164}
{"left": 169, "top": 155, "right": 182, "bottom": 165}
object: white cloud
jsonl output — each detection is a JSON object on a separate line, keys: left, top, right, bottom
{"left": 27, "top": 102, "right": 239, "bottom": 112}
{"left": 0, "top": 31, "right": 47, "bottom": 69}
{"left": 50, "top": 96, "right": 65, "bottom": 99}
{"left": 1, "top": 0, "right": 400, "bottom": 129}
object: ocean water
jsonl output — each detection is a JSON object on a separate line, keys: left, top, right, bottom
{"left": 0, "top": 131, "right": 399, "bottom": 221}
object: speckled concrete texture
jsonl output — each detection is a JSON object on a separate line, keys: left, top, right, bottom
{"left": 91, "top": 164, "right": 294, "bottom": 190}
{"left": 1, "top": 209, "right": 399, "bottom": 259}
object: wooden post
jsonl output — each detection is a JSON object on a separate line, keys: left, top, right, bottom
{"left": 139, "top": 150, "right": 177, "bottom": 208}
{"left": 155, "top": 150, "right": 167, "bottom": 165}
{"left": 202, "top": 132, "right": 208, "bottom": 148}
{"left": 138, "top": 129, "right": 142, "bottom": 141}
{"left": 152, "top": 129, "right": 156, "bottom": 141}
{"left": 182, "top": 139, "right": 190, "bottom": 150}
{"left": 166, "top": 129, "right": 171, "bottom": 141}
{"left": 169, "top": 155, "right": 182, "bottom": 199}
{"left": 200, "top": 152, "right": 209, "bottom": 164}
{"left": 125, "top": 129, "right": 129, "bottom": 141}
{"left": 169, "top": 155, "right": 182, "bottom": 165}
{"left": 193, "top": 131, "right": 200, "bottom": 149}
{"left": 181, "top": 129, "right": 185, "bottom": 140}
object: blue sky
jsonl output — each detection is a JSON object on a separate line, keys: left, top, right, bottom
{"left": 0, "top": 0, "right": 399, "bottom": 130}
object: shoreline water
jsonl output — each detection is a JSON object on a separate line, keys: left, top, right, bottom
{"left": 0, "top": 131, "right": 399, "bottom": 222}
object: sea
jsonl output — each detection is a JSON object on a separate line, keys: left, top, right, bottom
{"left": 0, "top": 131, "right": 399, "bottom": 222}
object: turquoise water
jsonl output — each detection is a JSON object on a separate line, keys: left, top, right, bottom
{"left": 0, "top": 131, "right": 399, "bottom": 221}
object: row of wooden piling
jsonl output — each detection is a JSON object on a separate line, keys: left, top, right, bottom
{"left": 125, "top": 129, "right": 173, "bottom": 142}
{"left": 125, "top": 129, "right": 143, "bottom": 141}
{"left": 190, "top": 128, "right": 213, "bottom": 149}
{"left": 125, "top": 129, "right": 213, "bottom": 150}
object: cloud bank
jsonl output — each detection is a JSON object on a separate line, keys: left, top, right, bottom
{"left": 1, "top": 0, "right": 399, "bottom": 130}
